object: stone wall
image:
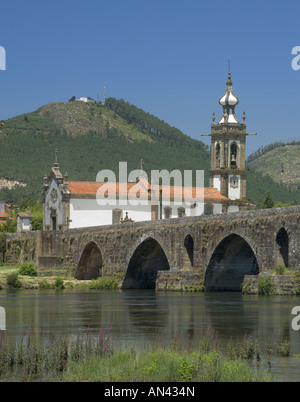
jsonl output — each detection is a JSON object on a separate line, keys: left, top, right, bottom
{"left": 5, "top": 232, "right": 38, "bottom": 266}
{"left": 156, "top": 270, "right": 205, "bottom": 292}
{"left": 4, "top": 206, "right": 300, "bottom": 291}
{"left": 242, "top": 275, "right": 300, "bottom": 295}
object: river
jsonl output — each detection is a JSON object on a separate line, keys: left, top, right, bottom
{"left": 1, "top": 289, "right": 300, "bottom": 382}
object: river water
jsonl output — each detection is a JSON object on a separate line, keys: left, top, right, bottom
{"left": 1, "top": 289, "right": 300, "bottom": 382}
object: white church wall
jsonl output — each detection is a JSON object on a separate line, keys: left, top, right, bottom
{"left": 228, "top": 174, "right": 241, "bottom": 200}
{"left": 212, "top": 203, "right": 223, "bottom": 214}
{"left": 159, "top": 201, "right": 222, "bottom": 218}
{"left": 44, "top": 178, "right": 64, "bottom": 227}
{"left": 227, "top": 205, "right": 240, "bottom": 213}
{"left": 69, "top": 198, "right": 152, "bottom": 228}
{"left": 213, "top": 175, "right": 221, "bottom": 192}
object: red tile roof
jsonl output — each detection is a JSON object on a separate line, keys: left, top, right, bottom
{"left": 68, "top": 181, "right": 141, "bottom": 195}
{"left": 68, "top": 180, "right": 228, "bottom": 201}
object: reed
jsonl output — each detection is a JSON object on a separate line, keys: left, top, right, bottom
{"left": 0, "top": 326, "right": 112, "bottom": 381}
{"left": 0, "top": 328, "right": 290, "bottom": 382}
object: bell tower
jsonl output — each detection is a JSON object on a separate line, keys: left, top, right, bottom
{"left": 206, "top": 71, "right": 254, "bottom": 211}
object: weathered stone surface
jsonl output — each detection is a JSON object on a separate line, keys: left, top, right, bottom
{"left": 4, "top": 206, "right": 300, "bottom": 291}
{"left": 156, "top": 271, "right": 204, "bottom": 292}
{"left": 242, "top": 275, "right": 300, "bottom": 295}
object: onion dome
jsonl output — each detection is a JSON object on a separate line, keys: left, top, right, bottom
{"left": 219, "top": 73, "right": 239, "bottom": 106}
{"left": 218, "top": 72, "right": 240, "bottom": 125}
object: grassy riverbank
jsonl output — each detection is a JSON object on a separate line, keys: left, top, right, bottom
{"left": 0, "top": 264, "right": 120, "bottom": 290}
{"left": 0, "top": 327, "right": 289, "bottom": 382}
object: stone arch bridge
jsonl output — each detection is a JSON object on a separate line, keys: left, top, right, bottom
{"left": 6, "top": 206, "right": 300, "bottom": 291}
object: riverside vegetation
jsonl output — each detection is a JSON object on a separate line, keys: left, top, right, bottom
{"left": 0, "top": 326, "right": 293, "bottom": 382}
{"left": 0, "top": 264, "right": 120, "bottom": 290}
{"left": 2, "top": 263, "right": 300, "bottom": 294}
{"left": 241, "top": 265, "right": 300, "bottom": 295}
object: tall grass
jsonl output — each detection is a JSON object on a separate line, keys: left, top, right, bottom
{"left": 0, "top": 327, "right": 112, "bottom": 381}
{"left": 0, "top": 327, "right": 289, "bottom": 382}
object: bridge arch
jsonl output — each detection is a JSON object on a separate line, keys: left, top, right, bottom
{"left": 184, "top": 234, "right": 194, "bottom": 267}
{"left": 122, "top": 237, "right": 170, "bottom": 289}
{"left": 75, "top": 241, "right": 103, "bottom": 280}
{"left": 275, "top": 227, "right": 289, "bottom": 267}
{"left": 205, "top": 233, "right": 259, "bottom": 291}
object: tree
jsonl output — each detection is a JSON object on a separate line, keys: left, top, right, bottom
{"left": 261, "top": 190, "right": 275, "bottom": 209}
{"left": 0, "top": 232, "right": 6, "bottom": 262}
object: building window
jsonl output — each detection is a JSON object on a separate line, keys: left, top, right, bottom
{"left": 164, "top": 207, "right": 172, "bottom": 219}
{"left": 215, "top": 143, "right": 221, "bottom": 168}
{"left": 50, "top": 209, "right": 57, "bottom": 230}
{"left": 204, "top": 204, "right": 213, "bottom": 215}
{"left": 178, "top": 208, "right": 186, "bottom": 217}
{"left": 112, "top": 209, "right": 122, "bottom": 224}
{"left": 230, "top": 142, "right": 238, "bottom": 169}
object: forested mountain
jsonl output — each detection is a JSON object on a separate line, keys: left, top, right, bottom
{"left": 0, "top": 98, "right": 299, "bottom": 207}
{"left": 247, "top": 140, "right": 300, "bottom": 164}
{"left": 0, "top": 98, "right": 210, "bottom": 204}
{"left": 247, "top": 143, "right": 300, "bottom": 194}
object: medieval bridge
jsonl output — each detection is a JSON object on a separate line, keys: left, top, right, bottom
{"left": 6, "top": 206, "right": 300, "bottom": 291}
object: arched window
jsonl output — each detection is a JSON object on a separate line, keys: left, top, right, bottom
{"left": 215, "top": 143, "right": 221, "bottom": 168}
{"left": 204, "top": 204, "right": 213, "bottom": 215}
{"left": 230, "top": 142, "right": 238, "bottom": 169}
{"left": 178, "top": 208, "right": 186, "bottom": 218}
{"left": 50, "top": 208, "right": 57, "bottom": 230}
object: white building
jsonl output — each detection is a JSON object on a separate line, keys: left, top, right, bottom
{"left": 17, "top": 211, "right": 32, "bottom": 233}
{"left": 76, "top": 97, "right": 92, "bottom": 103}
{"left": 42, "top": 163, "right": 229, "bottom": 230}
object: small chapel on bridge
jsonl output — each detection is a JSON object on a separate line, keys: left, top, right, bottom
{"left": 42, "top": 73, "right": 255, "bottom": 230}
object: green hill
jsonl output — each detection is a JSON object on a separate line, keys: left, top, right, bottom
{"left": 247, "top": 143, "right": 300, "bottom": 192}
{"left": 0, "top": 98, "right": 210, "bottom": 204}
{"left": 0, "top": 98, "right": 299, "bottom": 207}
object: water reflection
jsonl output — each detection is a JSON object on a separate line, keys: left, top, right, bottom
{"left": 1, "top": 289, "right": 300, "bottom": 381}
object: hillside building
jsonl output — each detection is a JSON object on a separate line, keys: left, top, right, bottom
{"left": 0, "top": 202, "right": 10, "bottom": 226}
{"left": 17, "top": 211, "right": 32, "bottom": 233}
{"left": 42, "top": 73, "right": 253, "bottom": 230}
{"left": 0, "top": 202, "right": 18, "bottom": 227}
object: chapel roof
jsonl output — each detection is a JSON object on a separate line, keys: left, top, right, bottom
{"left": 67, "top": 180, "right": 229, "bottom": 202}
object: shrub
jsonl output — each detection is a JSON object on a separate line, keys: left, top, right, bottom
{"left": 39, "top": 279, "right": 50, "bottom": 289}
{"left": 258, "top": 276, "right": 275, "bottom": 295}
{"left": 19, "top": 262, "right": 37, "bottom": 277}
{"left": 6, "top": 272, "right": 22, "bottom": 289}
{"left": 54, "top": 277, "right": 65, "bottom": 289}
{"left": 89, "top": 276, "right": 119, "bottom": 290}
{"left": 275, "top": 265, "right": 286, "bottom": 275}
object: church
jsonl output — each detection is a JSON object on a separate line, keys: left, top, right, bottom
{"left": 42, "top": 72, "right": 254, "bottom": 230}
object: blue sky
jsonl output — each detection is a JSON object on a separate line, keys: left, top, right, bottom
{"left": 0, "top": 0, "right": 299, "bottom": 155}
